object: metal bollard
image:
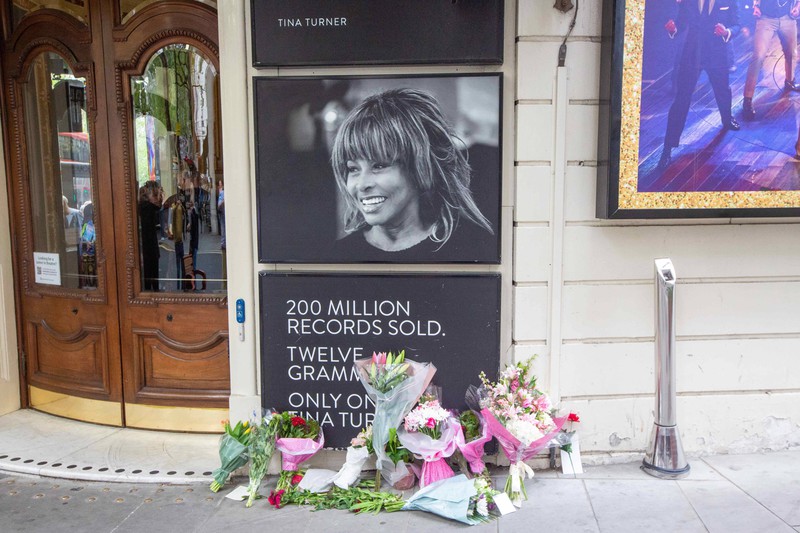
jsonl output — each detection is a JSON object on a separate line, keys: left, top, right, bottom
{"left": 642, "top": 258, "right": 690, "bottom": 479}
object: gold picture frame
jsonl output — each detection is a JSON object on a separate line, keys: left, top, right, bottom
{"left": 598, "top": 0, "right": 800, "bottom": 218}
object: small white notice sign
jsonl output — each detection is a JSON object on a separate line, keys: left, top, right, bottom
{"left": 33, "top": 252, "right": 61, "bottom": 285}
{"left": 492, "top": 492, "right": 517, "bottom": 515}
{"left": 224, "top": 485, "right": 249, "bottom": 501}
{"left": 561, "top": 435, "right": 584, "bottom": 475}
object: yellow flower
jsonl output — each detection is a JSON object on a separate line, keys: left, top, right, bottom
{"left": 244, "top": 427, "right": 251, "bottom": 435}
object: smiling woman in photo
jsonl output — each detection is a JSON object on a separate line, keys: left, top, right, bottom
{"left": 330, "top": 88, "right": 493, "bottom": 260}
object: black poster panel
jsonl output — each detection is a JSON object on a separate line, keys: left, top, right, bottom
{"left": 254, "top": 74, "right": 502, "bottom": 264}
{"left": 251, "top": 1, "right": 503, "bottom": 67}
{"left": 259, "top": 273, "right": 501, "bottom": 448}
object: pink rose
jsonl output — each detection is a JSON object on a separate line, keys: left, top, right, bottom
{"left": 426, "top": 417, "right": 436, "bottom": 428}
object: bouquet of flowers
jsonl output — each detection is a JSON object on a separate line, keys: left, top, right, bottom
{"left": 245, "top": 412, "right": 280, "bottom": 507}
{"left": 271, "top": 480, "right": 405, "bottom": 513}
{"left": 354, "top": 350, "right": 435, "bottom": 487}
{"left": 555, "top": 412, "right": 582, "bottom": 475}
{"left": 383, "top": 427, "right": 417, "bottom": 489}
{"left": 468, "top": 477, "right": 502, "bottom": 522}
{"left": 209, "top": 419, "right": 251, "bottom": 492}
{"left": 275, "top": 412, "right": 324, "bottom": 491}
{"left": 398, "top": 398, "right": 464, "bottom": 488}
{"left": 479, "top": 359, "right": 567, "bottom": 507}
{"left": 402, "top": 474, "right": 500, "bottom": 525}
{"left": 330, "top": 426, "right": 373, "bottom": 489}
{"left": 456, "top": 410, "right": 492, "bottom": 476}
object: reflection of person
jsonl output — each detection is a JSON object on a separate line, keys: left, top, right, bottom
{"left": 217, "top": 179, "right": 226, "bottom": 283}
{"left": 168, "top": 196, "right": 185, "bottom": 290}
{"left": 330, "top": 88, "right": 493, "bottom": 258}
{"left": 742, "top": 0, "right": 800, "bottom": 120}
{"left": 187, "top": 199, "right": 200, "bottom": 270}
{"left": 138, "top": 181, "right": 162, "bottom": 292}
{"left": 62, "top": 195, "right": 83, "bottom": 252}
{"left": 62, "top": 195, "right": 82, "bottom": 232}
{"left": 79, "top": 201, "right": 96, "bottom": 288}
{"left": 658, "top": 0, "right": 741, "bottom": 170}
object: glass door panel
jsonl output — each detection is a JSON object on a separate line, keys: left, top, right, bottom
{"left": 23, "top": 52, "right": 96, "bottom": 290}
{"left": 131, "top": 44, "right": 224, "bottom": 294}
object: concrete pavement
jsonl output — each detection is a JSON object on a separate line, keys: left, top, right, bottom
{"left": 2, "top": 450, "right": 799, "bottom": 532}
{"left": 1, "top": 411, "right": 798, "bottom": 532}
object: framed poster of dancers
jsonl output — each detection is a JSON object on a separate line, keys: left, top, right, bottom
{"left": 598, "top": 0, "right": 800, "bottom": 218}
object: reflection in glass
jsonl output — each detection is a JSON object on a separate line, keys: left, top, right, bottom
{"left": 131, "top": 44, "right": 224, "bottom": 293}
{"left": 24, "top": 52, "right": 95, "bottom": 289}
{"left": 12, "top": 0, "right": 87, "bottom": 29}
{"left": 119, "top": 0, "right": 216, "bottom": 24}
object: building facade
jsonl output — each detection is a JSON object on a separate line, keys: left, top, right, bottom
{"left": 0, "top": 0, "right": 798, "bottom": 464}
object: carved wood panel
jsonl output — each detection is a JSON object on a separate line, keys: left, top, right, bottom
{"left": 132, "top": 328, "right": 228, "bottom": 406}
{"left": 26, "top": 320, "right": 111, "bottom": 398}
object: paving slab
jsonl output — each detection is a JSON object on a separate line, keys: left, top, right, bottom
{"left": 678, "top": 480, "right": 795, "bottom": 533}
{"left": 702, "top": 452, "right": 800, "bottom": 526}
{"left": 572, "top": 458, "right": 722, "bottom": 481}
{"left": 0, "top": 410, "right": 219, "bottom": 484}
{"left": 584, "top": 479, "right": 707, "bottom": 533}
{"left": 498, "top": 478, "right": 599, "bottom": 533}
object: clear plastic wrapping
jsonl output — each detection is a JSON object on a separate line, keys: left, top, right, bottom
{"left": 354, "top": 357, "right": 435, "bottom": 480}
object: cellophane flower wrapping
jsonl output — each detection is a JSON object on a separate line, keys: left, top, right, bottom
{"left": 210, "top": 433, "right": 249, "bottom": 492}
{"left": 457, "top": 412, "right": 492, "bottom": 475}
{"left": 398, "top": 416, "right": 464, "bottom": 488}
{"left": 481, "top": 409, "right": 567, "bottom": 506}
{"left": 275, "top": 431, "right": 325, "bottom": 473}
{"left": 274, "top": 413, "right": 324, "bottom": 491}
{"left": 245, "top": 412, "right": 279, "bottom": 507}
{"left": 402, "top": 474, "right": 487, "bottom": 525}
{"left": 383, "top": 460, "right": 416, "bottom": 489}
{"left": 479, "top": 358, "right": 567, "bottom": 507}
{"left": 330, "top": 445, "right": 370, "bottom": 489}
{"left": 354, "top": 355, "right": 435, "bottom": 481}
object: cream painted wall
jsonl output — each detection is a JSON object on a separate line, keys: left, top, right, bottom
{"left": 515, "top": 0, "right": 800, "bottom": 461}
{"left": 0, "top": 117, "right": 21, "bottom": 415}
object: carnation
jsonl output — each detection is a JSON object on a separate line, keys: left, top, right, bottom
{"left": 506, "top": 418, "right": 544, "bottom": 446}
{"left": 404, "top": 400, "right": 451, "bottom": 440}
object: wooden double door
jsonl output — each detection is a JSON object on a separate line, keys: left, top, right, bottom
{"left": 2, "top": 1, "right": 229, "bottom": 431}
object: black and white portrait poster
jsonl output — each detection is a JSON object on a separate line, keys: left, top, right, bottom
{"left": 259, "top": 273, "right": 501, "bottom": 448}
{"left": 254, "top": 74, "right": 502, "bottom": 264}
{"left": 251, "top": 0, "right": 503, "bottom": 67}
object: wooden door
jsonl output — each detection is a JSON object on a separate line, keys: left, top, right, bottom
{"left": 100, "top": 2, "right": 229, "bottom": 431}
{"left": 1, "top": 7, "right": 124, "bottom": 425}
{"left": 2, "top": 1, "right": 229, "bottom": 431}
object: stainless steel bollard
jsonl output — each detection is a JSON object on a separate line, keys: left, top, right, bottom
{"left": 642, "top": 258, "right": 690, "bottom": 479}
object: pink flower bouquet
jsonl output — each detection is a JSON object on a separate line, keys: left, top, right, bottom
{"left": 479, "top": 359, "right": 567, "bottom": 507}
{"left": 456, "top": 410, "right": 493, "bottom": 476}
{"left": 398, "top": 399, "right": 465, "bottom": 488}
{"left": 274, "top": 412, "right": 325, "bottom": 491}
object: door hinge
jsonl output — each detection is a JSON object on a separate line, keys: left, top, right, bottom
{"left": 19, "top": 349, "right": 26, "bottom": 377}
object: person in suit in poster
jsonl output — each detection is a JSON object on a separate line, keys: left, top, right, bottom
{"left": 330, "top": 88, "right": 494, "bottom": 260}
{"left": 742, "top": 0, "right": 800, "bottom": 120}
{"left": 658, "top": 0, "right": 741, "bottom": 170}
